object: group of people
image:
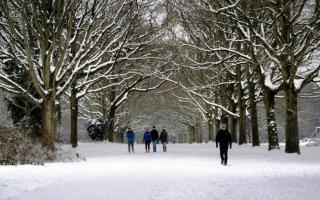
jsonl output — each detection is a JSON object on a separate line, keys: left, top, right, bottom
{"left": 125, "top": 126, "right": 168, "bottom": 153}
{"left": 126, "top": 123, "right": 232, "bottom": 166}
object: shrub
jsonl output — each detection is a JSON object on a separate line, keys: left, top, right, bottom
{"left": 0, "top": 128, "right": 54, "bottom": 165}
{"left": 86, "top": 118, "right": 105, "bottom": 141}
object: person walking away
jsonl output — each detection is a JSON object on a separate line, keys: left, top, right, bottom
{"left": 216, "top": 123, "right": 232, "bottom": 165}
{"left": 126, "top": 127, "right": 135, "bottom": 153}
{"left": 143, "top": 128, "right": 152, "bottom": 153}
{"left": 159, "top": 128, "right": 168, "bottom": 152}
{"left": 150, "top": 126, "right": 159, "bottom": 152}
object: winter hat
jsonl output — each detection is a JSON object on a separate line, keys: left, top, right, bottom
{"left": 221, "top": 124, "right": 227, "bottom": 130}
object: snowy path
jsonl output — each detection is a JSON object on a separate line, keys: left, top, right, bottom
{"left": 1, "top": 143, "right": 320, "bottom": 200}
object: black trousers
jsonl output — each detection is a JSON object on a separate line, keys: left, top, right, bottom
{"left": 145, "top": 141, "right": 151, "bottom": 152}
{"left": 128, "top": 142, "right": 134, "bottom": 153}
{"left": 220, "top": 146, "right": 228, "bottom": 165}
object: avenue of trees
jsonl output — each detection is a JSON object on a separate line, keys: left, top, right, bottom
{"left": 161, "top": 0, "right": 320, "bottom": 154}
{"left": 1, "top": 0, "right": 320, "bottom": 155}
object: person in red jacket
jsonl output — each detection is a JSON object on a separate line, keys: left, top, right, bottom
{"left": 216, "top": 123, "right": 232, "bottom": 165}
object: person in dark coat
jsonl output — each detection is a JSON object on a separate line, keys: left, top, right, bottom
{"left": 159, "top": 128, "right": 168, "bottom": 152}
{"left": 150, "top": 126, "right": 159, "bottom": 152}
{"left": 216, "top": 123, "right": 232, "bottom": 165}
{"left": 126, "top": 127, "right": 135, "bottom": 153}
{"left": 143, "top": 128, "right": 152, "bottom": 153}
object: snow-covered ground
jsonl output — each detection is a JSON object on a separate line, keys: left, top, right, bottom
{"left": 1, "top": 142, "right": 320, "bottom": 200}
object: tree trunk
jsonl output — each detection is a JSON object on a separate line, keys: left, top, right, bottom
{"left": 106, "top": 89, "right": 116, "bottom": 142}
{"left": 101, "top": 94, "right": 108, "bottom": 141}
{"left": 229, "top": 116, "right": 237, "bottom": 143}
{"left": 248, "top": 81, "right": 260, "bottom": 146}
{"left": 69, "top": 20, "right": 78, "bottom": 147}
{"left": 42, "top": 94, "right": 57, "bottom": 151}
{"left": 195, "top": 124, "right": 203, "bottom": 143}
{"left": 195, "top": 125, "right": 200, "bottom": 143}
{"left": 214, "top": 119, "right": 220, "bottom": 141}
{"left": 284, "top": 86, "right": 300, "bottom": 154}
{"left": 207, "top": 104, "right": 214, "bottom": 141}
{"left": 237, "top": 64, "right": 246, "bottom": 145}
{"left": 263, "top": 87, "right": 280, "bottom": 150}
{"left": 279, "top": 1, "right": 299, "bottom": 153}
{"left": 106, "top": 106, "right": 116, "bottom": 142}
{"left": 238, "top": 91, "right": 246, "bottom": 145}
{"left": 208, "top": 119, "right": 214, "bottom": 141}
{"left": 226, "top": 75, "right": 237, "bottom": 143}
{"left": 238, "top": 104, "right": 246, "bottom": 145}
{"left": 70, "top": 83, "right": 78, "bottom": 148}
{"left": 188, "top": 125, "right": 195, "bottom": 143}
{"left": 229, "top": 102, "right": 237, "bottom": 143}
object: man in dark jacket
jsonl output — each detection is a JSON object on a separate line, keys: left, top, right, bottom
{"left": 216, "top": 123, "right": 232, "bottom": 165}
{"left": 159, "top": 128, "right": 168, "bottom": 152}
{"left": 150, "top": 126, "right": 159, "bottom": 152}
{"left": 126, "top": 127, "right": 135, "bottom": 153}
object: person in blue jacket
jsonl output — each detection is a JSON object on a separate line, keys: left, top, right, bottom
{"left": 143, "top": 128, "right": 152, "bottom": 153}
{"left": 126, "top": 127, "right": 135, "bottom": 153}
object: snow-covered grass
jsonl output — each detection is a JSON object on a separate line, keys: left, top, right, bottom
{"left": 1, "top": 142, "right": 320, "bottom": 200}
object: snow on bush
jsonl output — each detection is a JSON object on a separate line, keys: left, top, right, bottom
{"left": 86, "top": 119, "right": 105, "bottom": 141}
{"left": 0, "top": 128, "right": 77, "bottom": 165}
{"left": 0, "top": 128, "right": 45, "bottom": 165}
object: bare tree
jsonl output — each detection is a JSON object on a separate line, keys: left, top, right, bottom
{"left": 0, "top": 0, "right": 139, "bottom": 150}
{"left": 228, "top": 0, "right": 320, "bottom": 153}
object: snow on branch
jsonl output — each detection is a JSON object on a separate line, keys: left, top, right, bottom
{"left": 153, "top": 71, "right": 239, "bottom": 117}
{"left": 0, "top": 0, "right": 140, "bottom": 105}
